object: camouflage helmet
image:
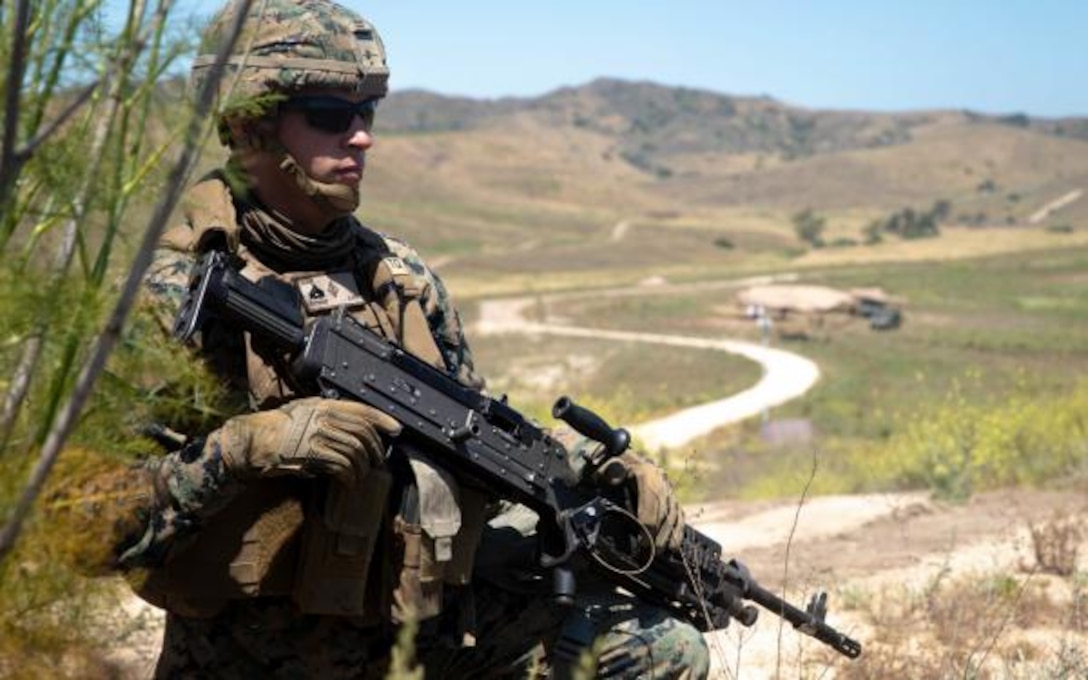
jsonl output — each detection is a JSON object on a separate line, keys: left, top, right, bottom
{"left": 192, "top": 0, "right": 389, "bottom": 125}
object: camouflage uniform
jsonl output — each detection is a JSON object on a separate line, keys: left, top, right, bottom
{"left": 125, "top": 183, "right": 708, "bottom": 679}
{"left": 108, "top": 1, "right": 709, "bottom": 677}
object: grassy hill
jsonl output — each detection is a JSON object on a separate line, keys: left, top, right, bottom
{"left": 360, "top": 79, "right": 1088, "bottom": 297}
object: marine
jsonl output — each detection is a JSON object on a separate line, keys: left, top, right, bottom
{"left": 91, "top": 1, "right": 711, "bottom": 677}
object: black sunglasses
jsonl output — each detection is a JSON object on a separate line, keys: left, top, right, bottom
{"left": 280, "top": 96, "right": 379, "bottom": 134}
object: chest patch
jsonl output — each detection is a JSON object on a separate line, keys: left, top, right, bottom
{"left": 296, "top": 272, "right": 367, "bottom": 313}
{"left": 383, "top": 256, "right": 411, "bottom": 277}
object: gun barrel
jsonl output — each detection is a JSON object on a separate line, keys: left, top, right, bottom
{"left": 745, "top": 580, "right": 862, "bottom": 658}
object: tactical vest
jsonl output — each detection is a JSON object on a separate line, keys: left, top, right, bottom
{"left": 139, "top": 173, "right": 487, "bottom": 628}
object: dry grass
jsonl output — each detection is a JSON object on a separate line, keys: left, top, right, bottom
{"left": 796, "top": 226, "right": 1088, "bottom": 268}
{"left": 826, "top": 571, "right": 1088, "bottom": 680}
{"left": 438, "top": 223, "right": 1088, "bottom": 301}
{"left": 815, "top": 508, "right": 1088, "bottom": 680}
{"left": 470, "top": 332, "right": 760, "bottom": 427}
{"left": 1027, "top": 511, "right": 1086, "bottom": 577}
{"left": 362, "top": 93, "right": 1088, "bottom": 302}
{"left": 371, "top": 110, "right": 1088, "bottom": 221}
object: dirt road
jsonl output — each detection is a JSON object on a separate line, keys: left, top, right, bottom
{"left": 475, "top": 276, "right": 818, "bottom": 451}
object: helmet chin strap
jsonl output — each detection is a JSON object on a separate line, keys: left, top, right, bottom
{"left": 278, "top": 153, "right": 360, "bottom": 218}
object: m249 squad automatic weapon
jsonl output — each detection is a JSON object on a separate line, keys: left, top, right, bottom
{"left": 173, "top": 249, "right": 862, "bottom": 659}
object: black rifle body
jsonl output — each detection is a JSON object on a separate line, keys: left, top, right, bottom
{"left": 173, "top": 250, "right": 862, "bottom": 659}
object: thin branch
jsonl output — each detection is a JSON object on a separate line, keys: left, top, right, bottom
{"left": 0, "top": 0, "right": 164, "bottom": 453}
{"left": 11, "top": 81, "right": 100, "bottom": 166}
{"left": 23, "top": 1, "right": 104, "bottom": 135}
{"left": 56, "top": 0, "right": 149, "bottom": 275}
{"left": 0, "top": 0, "right": 255, "bottom": 565}
{"left": 0, "top": 0, "right": 33, "bottom": 207}
{"left": 0, "top": 335, "right": 41, "bottom": 455}
{"left": 774, "top": 449, "right": 818, "bottom": 678}
{"left": 967, "top": 564, "right": 1038, "bottom": 677}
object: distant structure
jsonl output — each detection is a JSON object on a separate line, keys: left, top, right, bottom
{"left": 736, "top": 284, "right": 902, "bottom": 334}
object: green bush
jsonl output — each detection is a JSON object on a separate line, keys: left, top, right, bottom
{"left": 866, "top": 376, "right": 1088, "bottom": 500}
{"left": 0, "top": 1, "right": 228, "bottom": 673}
{"left": 728, "top": 373, "right": 1088, "bottom": 502}
{"left": 792, "top": 208, "right": 826, "bottom": 247}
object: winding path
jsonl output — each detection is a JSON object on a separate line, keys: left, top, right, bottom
{"left": 475, "top": 281, "right": 820, "bottom": 451}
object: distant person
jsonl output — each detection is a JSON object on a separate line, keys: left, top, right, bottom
{"left": 87, "top": 1, "right": 710, "bottom": 677}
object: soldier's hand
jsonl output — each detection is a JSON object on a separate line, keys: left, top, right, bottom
{"left": 219, "top": 397, "right": 402, "bottom": 484}
{"left": 597, "top": 451, "right": 685, "bottom": 552}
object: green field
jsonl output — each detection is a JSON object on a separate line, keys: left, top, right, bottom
{"left": 459, "top": 242, "right": 1088, "bottom": 502}
{"left": 469, "top": 332, "right": 762, "bottom": 428}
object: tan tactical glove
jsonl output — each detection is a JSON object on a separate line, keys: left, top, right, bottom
{"left": 218, "top": 397, "right": 402, "bottom": 484}
{"left": 598, "top": 451, "right": 685, "bottom": 552}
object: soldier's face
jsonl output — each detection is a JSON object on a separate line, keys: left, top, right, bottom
{"left": 276, "top": 88, "right": 376, "bottom": 189}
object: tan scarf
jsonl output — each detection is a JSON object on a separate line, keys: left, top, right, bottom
{"left": 238, "top": 199, "right": 357, "bottom": 272}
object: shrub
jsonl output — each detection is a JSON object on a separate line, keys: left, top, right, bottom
{"left": 871, "top": 377, "right": 1088, "bottom": 499}
{"left": 864, "top": 201, "right": 946, "bottom": 242}
{"left": 792, "top": 209, "right": 826, "bottom": 247}
{"left": 1028, "top": 511, "right": 1085, "bottom": 576}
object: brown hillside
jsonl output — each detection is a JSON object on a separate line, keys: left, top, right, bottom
{"left": 349, "top": 79, "right": 1088, "bottom": 292}
{"left": 666, "top": 122, "right": 1088, "bottom": 212}
{"left": 373, "top": 82, "right": 1088, "bottom": 211}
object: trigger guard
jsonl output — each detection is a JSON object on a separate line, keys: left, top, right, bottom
{"left": 538, "top": 499, "right": 610, "bottom": 569}
{"left": 536, "top": 499, "right": 653, "bottom": 577}
{"left": 581, "top": 502, "right": 655, "bottom": 576}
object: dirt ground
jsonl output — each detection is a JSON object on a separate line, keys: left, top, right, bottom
{"left": 100, "top": 487, "right": 1088, "bottom": 679}
{"left": 695, "top": 488, "right": 1088, "bottom": 679}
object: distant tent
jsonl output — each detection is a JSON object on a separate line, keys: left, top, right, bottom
{"left": 736, "top": 285, "right": 855, "bottom": 315}
{"left": 736, "top": 284, "right": 905, "bottom": 330}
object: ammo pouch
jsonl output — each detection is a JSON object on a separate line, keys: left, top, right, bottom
{"left": 134, "top": 478, "right": 305, "bottom": 618}
{"left": 391, "top": 448, "right": 488, "bottom": 624}
{"left": 293, "top": 469, "right": 393, "bottom": 617}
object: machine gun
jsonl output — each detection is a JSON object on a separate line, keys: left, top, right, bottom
{"left": 173, "top": 249, "right": 862, "bottom": 659}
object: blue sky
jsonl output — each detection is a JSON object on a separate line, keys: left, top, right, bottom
{"left": 115, "top": 1, "right": 1088, "bottom": 117}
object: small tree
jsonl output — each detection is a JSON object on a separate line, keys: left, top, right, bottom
{"left": 866, "top": 202, "right": 947, "bottom": 242}
{"left": 930, "top": 199, "right": 951, "bottom": 222}
{"left": 792, "top": 208, "right": 826, "bottom": 248}
{"left": 902, "top": 212, "right": 938, "bottom": 239}
{"left": 0, "top": 0, "right": 248, "bottom": 669}
{"left": 863, "top": 219, "right": 884, "bottom": 244}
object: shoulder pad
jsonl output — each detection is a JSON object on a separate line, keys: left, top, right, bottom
{"left": 160, "top": 170, "right": 240, "bottom": 253}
